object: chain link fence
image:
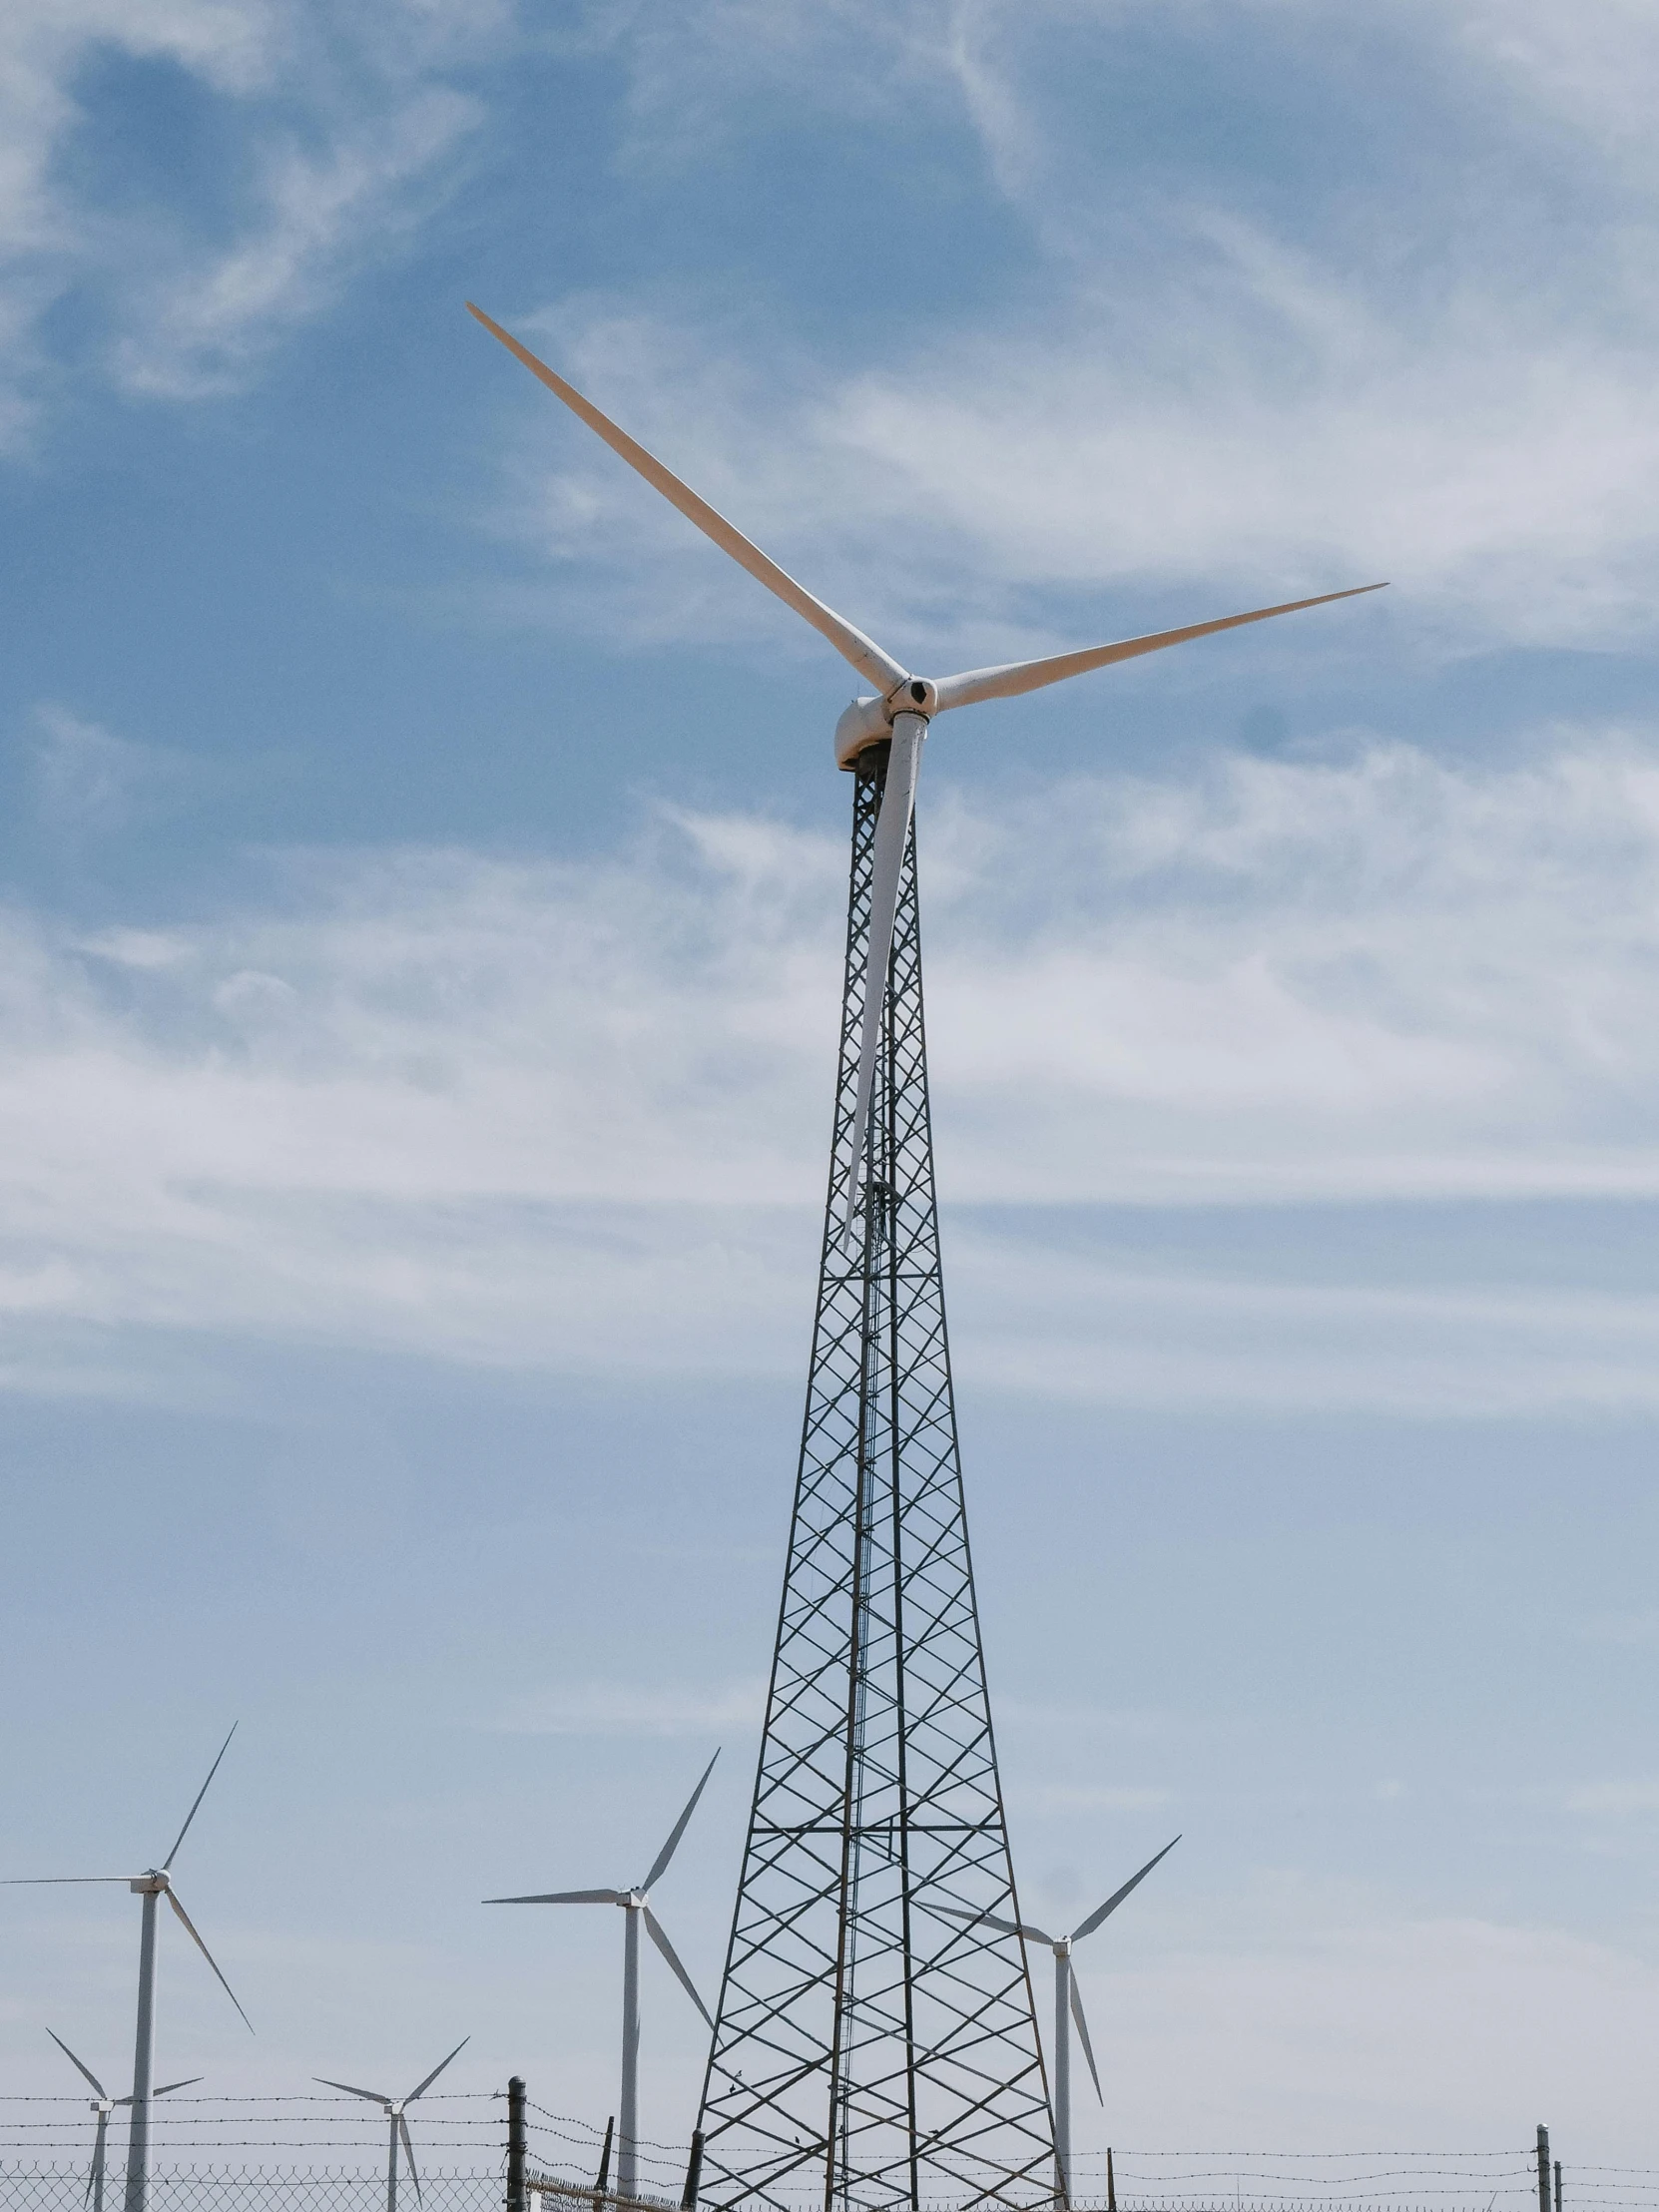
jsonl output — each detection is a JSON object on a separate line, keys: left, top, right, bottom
{"left": 4, "top": 2101, "right": 1655, "bottom": 2212}
{"left": 0, "top": 2176, "right": 502, "bottom": 2212}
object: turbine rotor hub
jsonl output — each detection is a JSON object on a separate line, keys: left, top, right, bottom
{"left": 130, "top": 1871, "right": 168, "bottom": 1895}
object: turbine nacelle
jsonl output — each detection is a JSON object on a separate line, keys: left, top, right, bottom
{"left": 130, "top": 1872, "right": 168, "bottom": 1895}
{"left": 834, "top": 680, "right": 936, "bottom": 770}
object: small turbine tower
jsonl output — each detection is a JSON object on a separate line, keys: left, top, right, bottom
{"left": 952, "top": 1837, "right": 1180, "bottom": 2205}
{"left": 45, "top": 2032, "right": 199, "bottom": 2212}
{"left": 485, "top": 1752, "right": 720, "bottom": 2201}
{"left": 315, "top": 2038, "right": 469, "bottom": 2212}
{"left": 5, "top": 1728, "right": 253, "bottom": 2212}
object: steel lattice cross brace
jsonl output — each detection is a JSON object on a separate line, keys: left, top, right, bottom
{"left": 695, "top": 749, "right": 1054, "bottom": 2212}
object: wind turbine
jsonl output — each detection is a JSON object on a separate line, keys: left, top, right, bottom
{"left": 464, "top": 305, "right": 1381, "bottom": 2204}
{"left": 484, "top": 1752, "right": 719, "bottom": 2202}
{"left": 465, "top": 301, "right": 1384, "bottom": 1234}
{"left": 946, "top": 1836, "right": 1180, "bottom": 2205}
{"left": 45, "top": 2032, "right": 199, "bottom": 2212}
{"left": 315, "top": 2038, "right": 469, "bottom": 2212}
{"left": 4, "top": 1727, "right": 253, "bottom": 2212}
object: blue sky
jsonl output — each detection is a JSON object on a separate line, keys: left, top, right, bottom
{"left": 4, "top": 0, "right": 1659, "bottom": 2179}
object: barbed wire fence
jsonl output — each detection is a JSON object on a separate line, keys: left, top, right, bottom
{"left": 0, "top": 2098, "right": 1650, "bottom": 2212}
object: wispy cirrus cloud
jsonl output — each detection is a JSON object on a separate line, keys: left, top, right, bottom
{"left": 28, "top": 703, "right": 190, "bottom": 834}
{"left": 481, "top": 1, "right": 1659, "bottom": 664}
{"left": 0, "top": 726, "right": 1654, "bottom": 1372}
{"left": 494, "top": 255, "right": 1659, "bottom": 668}
{"left": 109, "top": 82, "right": 479, "bottom": 400}
{"left": 0, "top": 723, "right": 1658, "bottom": 1410}
{"left": 0, "top": 0, "right": 492, "bottom": 437}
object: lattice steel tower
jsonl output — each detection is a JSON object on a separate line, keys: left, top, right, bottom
{"left": 695, "top": 747, "right": 1055, "bottom": 2212}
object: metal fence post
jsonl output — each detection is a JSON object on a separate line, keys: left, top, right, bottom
{"left": 595, "top": 2114, "right": 615, "bottom": 2212}
{"left": 1555, "top": 2160, "right": 1563, "bottom": 2212}
{"left": 1537, "top": 2125, "right": 1550, "bottom": 2212}
{"left": 681, "top": 2129, "right": 705, "bottom": 2210}
{"left": 1107, "top": 2147, "right": 1117, "bottom": 2212}
{"left": 507, "top": 2078, "right": 526, "bottom": 2212}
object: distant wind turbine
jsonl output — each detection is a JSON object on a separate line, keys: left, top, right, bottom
{"left": 946, "top": 1836, "right": 1179, "bottom": 2205}
{"left": 484, "top": 1752, "right": 720, "bottom": 2201}
{"left": 4, "top": 1728, "right": 253, "bottom": 2212}
{"left": 45, "top": 2032, "right": 199, "bottom": 2212}
{"left": 315, "top": 2037, "right": 469, "bottom": 2212}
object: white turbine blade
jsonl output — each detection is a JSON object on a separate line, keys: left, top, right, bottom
{"left": 930, "top": 585, "right": 1387, "bottom": 714}
{"left": 482, "top": 1888, "right": 622, "bottom": 1905}
{"left": 1069, "top": 1974, "right": 1104, "bottom": 2106}
{"left": 643, "top": 1750, "right": 721, "bottom": 1892}
{"left": 834, "top": 715, "right": 925, "bottom": 1238}
{"left": 407, "top": 2037, "right": 469, "bottom": 2103}
{"left": 163, "top": 1888, "right": 254, "bottom": 2032}
{"left": 163, "top": 1723, "right": 238, "bottom": 1870}
{"left": 1070, "top": 1834, "right": 1181, "bottom": 1944}
{"left": 935, "top": 1903, "right": 1055, "bottom": 1944}
{"left": 466, "top": 304, "right": 910, "bottom": 697}
{"left": 151, "top": 2079, "right": 203, "bottom": 2098}
{"left": 47, "top": 2029, "right": 107, "bottom": 2099}
{"left": 398, "top": 2113, "right": 423, "bottom": 2208}
{"left": 643, "top": 1908, "right": 715, "bottom": 2029}
{"left": 314, "top": 2077, "right": 391, "bottom": 2106}
{"left": 3, "top": 1877, "right": 135, "bottom": 1885}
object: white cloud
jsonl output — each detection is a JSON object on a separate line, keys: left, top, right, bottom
{"left": 8, "top": 0, "right": 1659, "bottom": 661}
{"left": 928, "top": 731, "right": 1659, "bottom": 1203}
{"left": 950, "top": 1227, "right": 1659, "bottom": 1416}
{"left": 5, "top": 727, "right": 1659, "bottom": 1408}
{"left": 1448, "top": 0, "right": 1659, "bottom": 172}
{"left": 498, "top": 260, "right": 1659, "bottom": 666}
{"left": 111, "top": 85, "right": 478, "bottom": 398}
{"left": 480, "top": 1, "right": 1659, "bottom": 663}
{"left": 0, "top": 0, "right": 488, "bottom": 436}
{"left": 30, "top": 703, "right": 188, "bottom": 832}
